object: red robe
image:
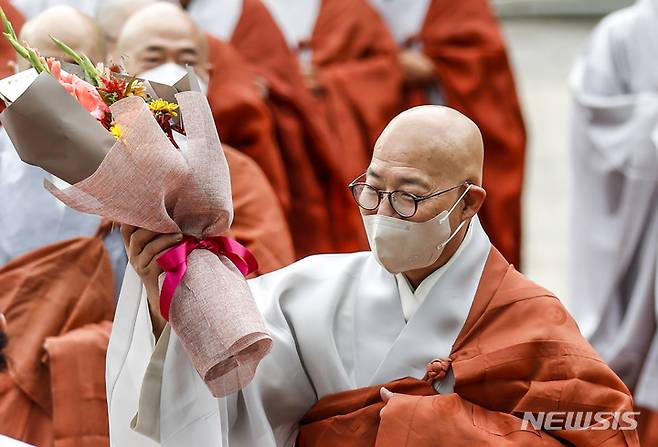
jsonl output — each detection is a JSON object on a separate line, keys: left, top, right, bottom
{"left": 298, "top": 248, "right": 639, "bottom": 446}
{"left": 205, "top": 34, "right": 291, "bottom": 216}
{"left": 306, "top": 0, "right": 404, "bottom": 252}
{"left": 406, "top": 0, "right": 526, "bottom": 267}
{"left": 223, "top": 145, "right": 295, "bottom": 273}
{"left": 229, "top": 0, "right": 348, "bottom": 257}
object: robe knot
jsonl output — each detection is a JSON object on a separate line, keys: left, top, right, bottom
{"left": 422, "top": 357, "right": 451, "bottom": 382}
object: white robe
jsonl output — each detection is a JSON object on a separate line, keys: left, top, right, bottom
{"left": 180, "top": 0, "right": 243, "bottom": 42}
{"left": 568, "top": 0, "right": 658, "bottom": 410}
{"left": 0, "top": 129, "right": 128, "bottom": 298}
{"left": 0, "top": 435, "right": 34, "bottom": 447}
{"left": 10, "top": 0, "right": 100, "bottom": 18}
{"left": 106, "top": 217, "right": 491, "bottom": 446}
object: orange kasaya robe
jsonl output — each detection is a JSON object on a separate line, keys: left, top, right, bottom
{"left": 305, "top": 0, "right": 403, "bottom": 252}
{"left": 637, "top": 407, "right": 658, "bottom": 446}
{"left": 298, "top": 248, "right": 640, "bottom": 446}
{"left": 0, "top": 1, "right": 24, "bottom": 111}
{"left": 205, "top": 34, "right": 291, "bottom": 216}
{"left": 0, "top": 227, "right": 116, "bottom": 447}
{"left": 229, "top": 0, "right": 354, "bottom": 257}
{"left": 224, "top": 144, "right": 295, "bottom": 273}
{"left": 405, "top": 0, "right": 526, "bottom": 268}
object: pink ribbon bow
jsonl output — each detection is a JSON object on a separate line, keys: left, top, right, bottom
{"left": 156, "top": 235, "right": 259, "bottom": 321}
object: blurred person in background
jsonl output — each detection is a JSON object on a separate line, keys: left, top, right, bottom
{"left": 569, "top": 0, "right": 658, "bottom": 444}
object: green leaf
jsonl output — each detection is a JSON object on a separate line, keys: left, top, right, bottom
{"left": 50, "top": 35, "right": 102, "bottom": 85}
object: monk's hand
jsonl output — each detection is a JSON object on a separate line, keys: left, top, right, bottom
{"left": 120, "top": 224, "right": 182, "bottom": 336}
{"left": 254, "top": 75, "right": 269, "bottom": 98}
{"left": 379, "top": 387, "right": 399, "bottom": 417}
{"left": 301, "top": 62, "right": 324, "bottom": 95}
{"left": 399, "top": 49, "right": 435, "bottom": 85}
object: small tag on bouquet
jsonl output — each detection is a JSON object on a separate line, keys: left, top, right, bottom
{"left": 0, "top": 68, "right": 38, "bottom": 104}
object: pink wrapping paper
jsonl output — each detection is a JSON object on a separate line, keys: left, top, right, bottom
{"left": 45, "top": 91, "right": 272, "bottom": 397}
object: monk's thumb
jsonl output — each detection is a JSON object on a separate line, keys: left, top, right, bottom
{"left": 380, "top": 387, "right": 393, "bottom": 402}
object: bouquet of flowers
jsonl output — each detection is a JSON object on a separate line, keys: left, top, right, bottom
{"left": 0, "top": 9, "right": 272, "bottom": 397}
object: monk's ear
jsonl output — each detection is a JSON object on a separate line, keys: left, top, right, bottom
{"left": 462, "top": 185, "right": 486, "bottom": 220}
{"left": 203, "top": 62, "right": 214, "bottom": 81}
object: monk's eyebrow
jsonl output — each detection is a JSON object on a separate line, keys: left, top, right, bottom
{"left": 399, "top": 176, "right": 430, "bottom": 190}
{"left": 179, "top": 48, "right": 199, "bottom": 56}
{"left": 366, "top": 168, "right": 381, "bottom": 180}
{"left": 366, "top": 168, "right": 431, "bottom": 190}
{"left": 144, "top": 45, "right": 165, "bottom": 53}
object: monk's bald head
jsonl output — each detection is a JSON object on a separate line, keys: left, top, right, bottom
{"left": 373, "top": 106, "right": 483, "bottom": 187}
{"left": 96, "top": 0, "right": 157, "bottom": 51}
{"left": 115, "top": 2, "right": 209, "bottom": 78}
{"left": 19, "top": 6, "right": 106, "bottom": 69}
{"left": 364, "top": 106, "right": 486, "bottom": 224}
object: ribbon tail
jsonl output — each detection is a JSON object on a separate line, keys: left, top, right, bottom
{"left": 159, "top": 263, "right": 187, "bottom": 321}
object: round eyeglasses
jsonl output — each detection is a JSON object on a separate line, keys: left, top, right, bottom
{"left": 348, "top": 175, "right": 469, "bottom": 218}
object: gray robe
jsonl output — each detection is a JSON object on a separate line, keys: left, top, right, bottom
{"left": 568, "top": 0, "right": 658, "bottom": 410}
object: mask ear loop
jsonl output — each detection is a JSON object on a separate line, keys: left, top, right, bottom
{"left": 440, "top": 184, "right": 473, "bottom": 247}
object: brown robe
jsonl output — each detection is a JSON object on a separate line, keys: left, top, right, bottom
{"left": 0, "top": 228, "right": 115, "bottom": 447}
{"left": 229, "top": 0, "right": 350, "bottom": 257}
{"left": 305, "top": 0, "right": 404, "bottom": 252}
{"left": 405, "top": 0, "right": 526, "bottom": 268}
{"left": 205, "top": 34, "right": 291, "bottom": 216}
{"left": 298, "top": 248, "right": 639, "bottom": 446}
{"left": 224, "top": 144, "right": 295, "bottom": 273}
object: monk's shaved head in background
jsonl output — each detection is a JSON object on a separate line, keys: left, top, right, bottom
{"left": 95, "top": 0, "right": 157, "bottom": 56}
{"left": 371, "top": 105, "right": 484, "bottom": 189}
{"left": 115, "top": 2, "right": 209, "bottom": 78}
{"left": 18, "top": 5, "right": 106, "bottom": 69}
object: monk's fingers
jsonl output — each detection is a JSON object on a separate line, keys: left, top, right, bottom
{"left": 127, "top": 228, "right": 167, "bottom": 260}
{"left": 120, "top": 223, "right": 138, "bottom": 249}
{"left": 380, "top": 387, "right": 394, "bottom": 403}
{"left": 132, "top": 233, "right": 183, "bottom": 275}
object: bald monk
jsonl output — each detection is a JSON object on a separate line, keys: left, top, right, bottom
{"left": 180, "top": 0, "right": 354, "bottom": 256}
{"left": 368, "top": 0, "right": 527, "bottom": 268}
{"left": 108, "top": 105, "right": 638, "bottom": 446}
{"left": 114, "top": 2, "right": 291, "bottom": 215}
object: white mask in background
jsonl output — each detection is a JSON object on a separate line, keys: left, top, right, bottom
{"left": 139, "top": 62, "right": 209, "bottom": 96}
{"left": 363, "top": 184, "right": 472, "bottom": 274}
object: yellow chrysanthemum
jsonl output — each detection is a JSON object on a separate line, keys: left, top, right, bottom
{"left": 110, "top": 124, "right": 123, "bottom": 139}
{"left": 148, "top": 99, "right": 179, "bottom": 117}
{"left": 129, "top": 80, "right": 146, "bottom": 98}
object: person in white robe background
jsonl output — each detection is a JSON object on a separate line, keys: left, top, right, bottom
{"left": 568, "top": 0, "right": 658, "bottom": 420}
{"left": 0, "top": 6, "right": 127, "bottom": 296}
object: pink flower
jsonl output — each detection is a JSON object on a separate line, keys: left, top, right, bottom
{"left": 47, "top": 58, "right": 109, "bottom": 121}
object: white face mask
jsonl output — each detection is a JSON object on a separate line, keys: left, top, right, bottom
{"left": 139, "top": 62, "right": 209, "bottom": 96}
{"left": 363, "top": 185, "right": 472, "bottom": 274}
